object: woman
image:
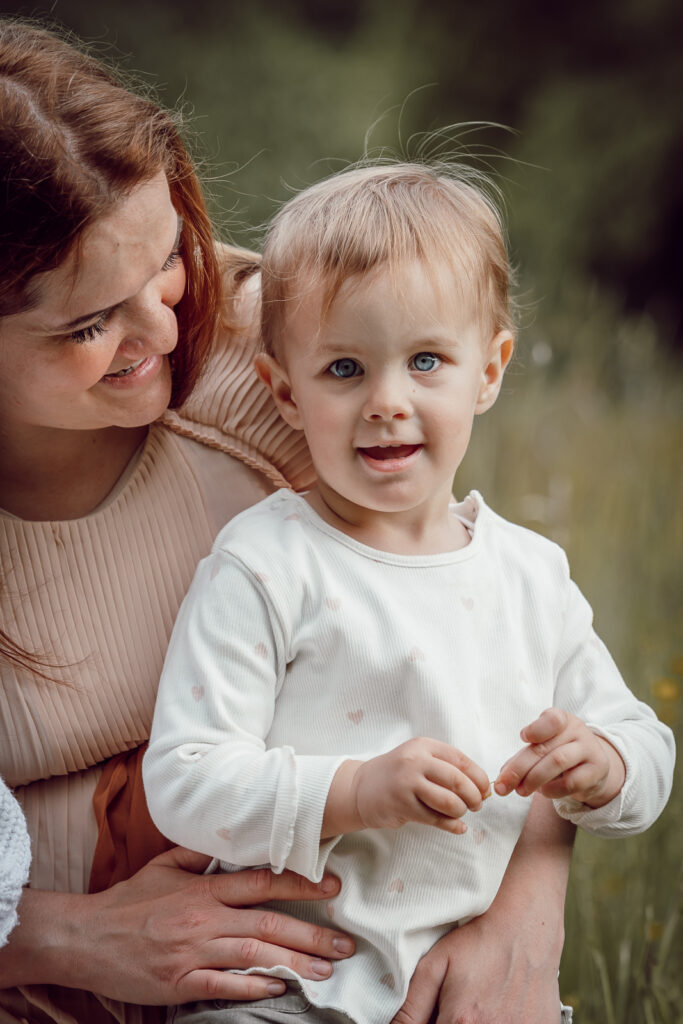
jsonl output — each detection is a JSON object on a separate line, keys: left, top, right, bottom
{"left": 0, "top": 19, "right": 574, "bottom": 1024}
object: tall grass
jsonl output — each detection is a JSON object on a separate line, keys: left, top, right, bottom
{"left": 457, "top": 284, "right": 682, "bottom": 1022}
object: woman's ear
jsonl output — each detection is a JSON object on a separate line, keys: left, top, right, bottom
{"left": 475, "top": 330, "right": 514, "bottom": 414}
{"left": 254, "top": 353, "right": 304, "bottom": 430}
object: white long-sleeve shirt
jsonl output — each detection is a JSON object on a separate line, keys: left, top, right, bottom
{"left": 144, "top": 490, "right": 674, "bottom": 1024}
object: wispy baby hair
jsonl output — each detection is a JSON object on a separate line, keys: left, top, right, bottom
{"left": 261, "top": 160, "right": 515, "bottom": 356}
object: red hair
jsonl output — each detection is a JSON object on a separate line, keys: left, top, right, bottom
{"left": 0, "top": 19, "right": 221, "bottom": 406}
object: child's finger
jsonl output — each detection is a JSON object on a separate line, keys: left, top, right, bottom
{"left": 510, "top": 739, "right": 584, "bottom": 796}
{"left": 429, "top": 741, "right": 491, "bottom": 799}
{"left": 424, "top": 759, "right": 489, "bottom": 810}
{"left": 519, "top": 707, "right": 569, "bottom": 745}
{"left": 537, "top": 762, "right": 596, "bottom": 801}
{"left": 416, "top": 778, "right": 469, "bottom": 820}
{"left": 494, "top": 745, "right": 538, "bottom": 795}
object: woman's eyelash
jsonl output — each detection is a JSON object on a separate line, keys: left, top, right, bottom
{"left": 70, "top": 318, "right": 108, "bottom": 344}
{"left": 161, "top": 250, "right": 181, "bottom": 272}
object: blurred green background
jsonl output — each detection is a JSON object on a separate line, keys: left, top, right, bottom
{"left": 2, "top": 0, "right": 680, "bottom": 1018}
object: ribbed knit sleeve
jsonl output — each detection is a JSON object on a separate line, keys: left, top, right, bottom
{"left": 551, "top": 577, "right": 675, "bottom": 835}
{"left": 144, "top": 546, "right": 346, "bottom": 881}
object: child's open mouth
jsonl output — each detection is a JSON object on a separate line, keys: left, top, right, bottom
{"left": 357, "top": 444, "right": 423, "bottom": 471}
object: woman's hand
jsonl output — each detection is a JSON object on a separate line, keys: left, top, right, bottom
{"left": 0, "top": 846, "right": 354, "bottom": 1003}
{"left": 392, "top": 796, "right": 575, "bottom": 1024}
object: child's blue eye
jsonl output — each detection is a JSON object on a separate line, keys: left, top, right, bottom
{"left": 411, "top": 352, "right": 440, "bottom": 372}
{"left": 329, "top": 358, "right": 362, "bottom": 378}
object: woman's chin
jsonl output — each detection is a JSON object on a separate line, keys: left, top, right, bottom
{"left": 96, "top": 362, "right": 173, "bottom": 430}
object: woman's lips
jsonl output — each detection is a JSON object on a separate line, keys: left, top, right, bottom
{"left": 99, "top": 354, "right": 163, "bottom": 389}
{"left": 357, "top": 443, "right": 423, "bottom": 471}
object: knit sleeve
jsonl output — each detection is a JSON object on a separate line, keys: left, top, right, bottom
{"left": 161, "top": 272, "right": 315, "bottom": 492}
{"left": 0, "top": 777, "right": 31, "bottom": 947}
{"left": 143, "top": 546, "right": 345, "bottom": 882}
{"left": 551, "top": 573, "right": 675, "bottom": 836}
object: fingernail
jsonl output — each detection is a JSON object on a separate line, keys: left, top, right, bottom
{"left": 320, "top": 876, "right": 338, "bottom": 894}
{"left": 267, "top": 981, "right": 286, "bottom": 995}
{"left": 494, "top": 781, "right": 508, "bottom": 796}
{"left": 333, "top": 937, "right": 354, "bottom": 955}
{"left": 311, "top": 959, "right": 333, "bottom": 978}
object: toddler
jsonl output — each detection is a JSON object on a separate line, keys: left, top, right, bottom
{"left": 144, "top": 163, "right": 674, "bottom": 1024}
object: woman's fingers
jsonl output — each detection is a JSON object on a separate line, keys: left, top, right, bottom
{"left": 202, "top": 931, "right": 340, "bottom": 980}
{"left": 203, "top": 903, "right": 354, "bottom": 963}
{"left": 174, "top": 911, "right": 356, "bottom": 1002}
{"left": 208, "top": 866, "right": 342, "bottom": 908}
{"left": 177, "top": 968, "right": 287, "bottom": 1003}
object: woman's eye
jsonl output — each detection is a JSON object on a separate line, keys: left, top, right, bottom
{"left": 328, "top": 358, "right": 362, "bottom": 378}
{"left": 161, "top": 250, "right": 181, "bottom": 272}
{"left": 411, "top": 352, "right": 440, "bottom": 372}
{"left": 70, "top": 318, "right": 108, "bottom": 344}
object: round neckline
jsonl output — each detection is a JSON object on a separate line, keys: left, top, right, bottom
{"left": 0, "top": 427, "right": 157, "bottom": 525}
{"left": 276, "top": 490, "right": 485, "bottom": 568}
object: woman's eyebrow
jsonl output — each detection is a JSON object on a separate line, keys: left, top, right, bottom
{"left": 50, "top": 214, "right": 184, "bottom": 333}
{"left": 58, "top": 306, "right": 114, "bottom": 332}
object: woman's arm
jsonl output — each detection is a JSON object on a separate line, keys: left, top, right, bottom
{"left": 393, "top": 796, "right": 575, "bottom": 1024}
{"left": 0, "top": 846, "right": 354, "bottom": 1002}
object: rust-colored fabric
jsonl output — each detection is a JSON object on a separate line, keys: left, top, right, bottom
{"left": 89, "top": 743, "right": 174, "bottom": 894}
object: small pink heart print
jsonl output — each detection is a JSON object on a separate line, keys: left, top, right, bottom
{"left": 473, "top": 828, "right": 487, "bottom": 846}
{"left": 254, "top": 642, "right": 268, "bottom": 658}
{"left": 326, "top": 903, "right": 335, "bottom": 919}
{"left": 325, "top": 597, "right": 342, "bottom": 610}
{"left": 210, "top": 562, "right": 221, "bottom": 581}
{"left": 254, "top": 572, "right": 270, "bottom": 584}
{"left": 388, "top": 878, "right": 404, "bottom": 893}
{"left": 461, "top": 596, "right": 474, "bottom": 611}
{"left": 380, "top": 973, "right": 395, "bottom": 989}
{"left": 191, "top": 685, "right": 205, "bottom": 702}
{"left": 347, "top": 709, "right": 364, "bottom": 725}
{"left": 409, "top": 647, "right": 426, "bottom": 662}
{"left": 285, "top": 513, "right": 302, "bottom": 521}
{"left": 216, "top": 827, "right": 231, "bottom": 841}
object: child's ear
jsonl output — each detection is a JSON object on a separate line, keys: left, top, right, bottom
{"left": 475, "top": 330, "right": 514, "bottom": 414}
{"left": 254, "top": 353, "right": 304, "bottom": 430}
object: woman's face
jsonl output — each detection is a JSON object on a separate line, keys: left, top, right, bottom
{"left": 0, "top": 172, "right": 186, "bottom": 437}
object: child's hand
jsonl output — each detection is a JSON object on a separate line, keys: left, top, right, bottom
{"left": 323, "top": 739, "right": 491, "bottom": 838}
{"left": 494, "top": 708, "right": 626, "bottom": 808}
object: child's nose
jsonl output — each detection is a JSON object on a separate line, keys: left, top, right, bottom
{"left": 362, "top": 375, "right": 413, "bottom": 421}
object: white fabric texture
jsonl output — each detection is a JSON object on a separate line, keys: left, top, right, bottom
{"left": 145, "top": 490, "right": 674, "bottom": 1024}
{"left": 0, "top": 776, "right": 31, "bottom": 947}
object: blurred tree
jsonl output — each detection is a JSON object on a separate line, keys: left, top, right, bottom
{"left": 1, "top": 0, "right": 680, "bottom": 347}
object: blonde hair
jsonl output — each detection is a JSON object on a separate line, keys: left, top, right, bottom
{"left": 261, "top": 162, "right": 515, "bottom": 355}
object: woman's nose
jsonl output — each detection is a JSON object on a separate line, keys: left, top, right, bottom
{"left": 117, "top": 264, "right": 185, "bottom": 359}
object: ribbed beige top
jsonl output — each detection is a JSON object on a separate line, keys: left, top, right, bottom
{"left": 0, "top": 325, "right": 313, "bottom": 897}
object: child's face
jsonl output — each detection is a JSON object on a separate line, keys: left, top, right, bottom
{"left": 257, "top": 261, "right": 512, "bottom": 528}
